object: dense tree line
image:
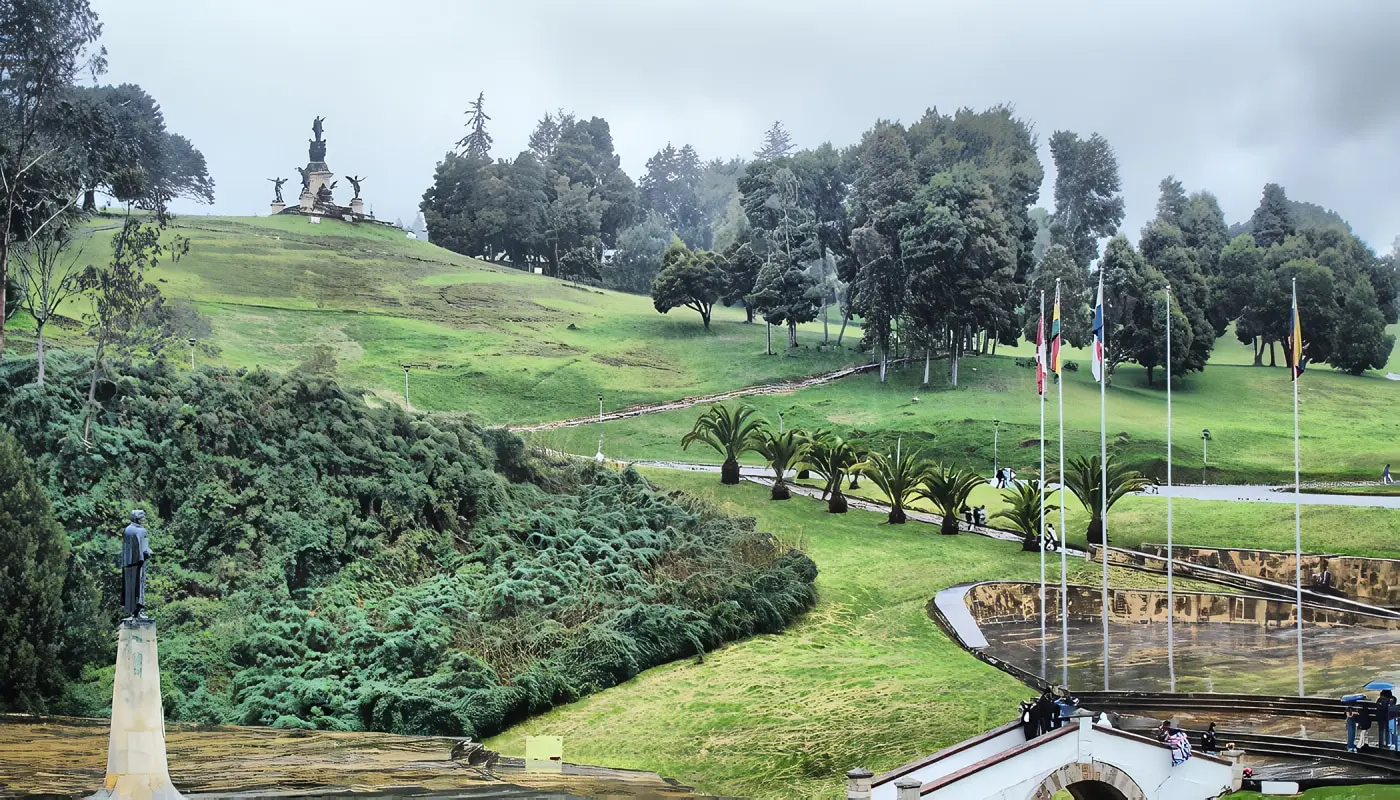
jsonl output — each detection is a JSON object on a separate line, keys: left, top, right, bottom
{"left": 0, "top": 355, "right": 817, "bottom": 730}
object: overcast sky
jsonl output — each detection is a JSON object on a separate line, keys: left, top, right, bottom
{"left": 90, "top": 0, "right": 1399, "bottom": 250}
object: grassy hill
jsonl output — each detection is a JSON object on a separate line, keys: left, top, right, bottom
{"left": 7, "top": 214, "right": 863, "bottom": 425}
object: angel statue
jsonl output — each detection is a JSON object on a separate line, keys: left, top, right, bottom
{"left": 346, "top": 175, "right": 365, "bottom": 200}
{"left": 268, "top": 177, "right": 287, "bottom": 203}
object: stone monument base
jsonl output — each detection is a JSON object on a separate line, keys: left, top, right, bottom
{"left": 269, "top": 201, "right": 285, "bottom": 215}
{"left": 88, "top": 619, "right": 185, "bottom": 800}
{"left": 350, "top": 198, "right": 364, "bottom": 216}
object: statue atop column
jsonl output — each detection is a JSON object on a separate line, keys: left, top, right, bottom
{"left": 308, "top": 115, "right": 327, "bottom": 163}
{"left": 346, "top": 175, "right": 365, "bottom": 200}
{"left": 268, "top": 177, "right": 287, "bottom": 204}
{"left": 296, "top": 166, "right": 309, "bottom": 190}
{"left": 121, "top": 510, "right": 152, "bottom": 620}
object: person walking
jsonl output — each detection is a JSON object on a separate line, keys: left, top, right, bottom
{"left": 1385, "top": 463, "right": 1394, "bottom": 484}
{"left": 1044, "top": 522, "right": 1059, "bottom": 552}
{"left": 996, "top": 468, "right": 1007, "bottom": 489}
{"left": 1348, "top": 704, "right": 1369, "bottom": 752}
{"left": 1019, "top": 699, "right": 1038, "bottom": 740}
{"left": 1358, "top": 701, "right": 1374, "bottom": 750}
{"left": 1380, "top": 690, "right": 1396, "bottom": 749}
{"left": 1167, "top": 726, "right": 1193, "bottom": 766}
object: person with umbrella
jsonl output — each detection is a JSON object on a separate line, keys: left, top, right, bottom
{"left": 1344, "top": 694, "right": 1372, "bottom": 752}
{"left": 1366, "top": 681, "right": 1396, "bottom": 749}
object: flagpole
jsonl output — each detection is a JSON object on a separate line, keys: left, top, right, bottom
{"left": 1039, "top": 290, "right": 1047, "bottom": 681}
{"left": 1098, "top": 270, "right": 1109, "bottom": 692}
{"left": 1056, "top": 280, "right": 1069, "bottom": 689}
{"left": 1293, "top": 278, "right": 1304, "bottom": 697}
{"left": 1165, "top": 286, "right": 1175, "bottom": 693}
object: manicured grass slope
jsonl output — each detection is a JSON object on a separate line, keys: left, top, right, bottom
{"left": 545, "top": 341, "right": 1400, "bottom": 484}
{"left": 14, "top": 215, "right": 862, "bottom": 425}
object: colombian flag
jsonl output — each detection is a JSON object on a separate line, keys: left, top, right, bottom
{"left": 1290, "top": 295, "right": 1306, "bottom": 380}
{"left": 1050, "top": 285, "right": 1062, "bottom": 375}
{"left": 1035, "top": 309, "right": 1047, "bottom": 395}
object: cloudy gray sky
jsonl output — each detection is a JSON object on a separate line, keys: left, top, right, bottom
{"left": 91, "top": 0, "right": 1400, "bottom": 249}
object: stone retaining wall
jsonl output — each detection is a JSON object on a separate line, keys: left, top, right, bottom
{"left": 1127, "top": 545, "right": 1400, "bottom": 608}
{"left": 963, "top": 581, "right": 1400, "bottom": 630}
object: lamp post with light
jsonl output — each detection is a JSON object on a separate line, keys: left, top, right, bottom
{"left": 1201, "top": 428, "right": 1212, "bottom": 485}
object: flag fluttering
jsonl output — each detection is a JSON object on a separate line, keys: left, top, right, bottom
{"left": 1035, "top": 310, "right": 1047, "bottom": 395}
{"left": 1289, "top": 297, "right": 1306, "bottom": 379}
{"left": 1090, "top": 274, "right": 1105, "bottom": 382}
{"left": 1050, "top": 286, "right": 1062, "bottom": 375}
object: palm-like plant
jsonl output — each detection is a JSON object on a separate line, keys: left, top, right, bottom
{"left": 681, "top": 404, "right": 766, "bottom": 484}
{"left": 854, "top": 449, "right": 929, "bottom": 524}
{"left": 754, "top": 428, "right": 809, "bottom": 500}
{"left": 992, "top": 480, "right": 1060, "bottom": 551}
{"left": 800, "top": 433, "right": 861, "bottom": 513}
{"left": 1060, "top": 453, "right": 1151, "bottom": 545}
{"left": 916, "top": 463, "right": 985, "bottom": 535}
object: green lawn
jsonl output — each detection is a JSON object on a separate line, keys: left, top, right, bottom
{"left": 486, "top": 469, "right": 1214, "bottom": 799}
{"left": 1233, "top": 788, "right": 1400, "bottom": 799}
{"left": 542, "top": 341, "right": 1400, "bottom": 484}
{"left": 6, "top": 214, "right": 863, "bottom": 425}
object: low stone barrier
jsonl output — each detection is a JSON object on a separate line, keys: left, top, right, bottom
{"left": 1124, "top": 545, "right": 1400, "bottom": 608}
{"left": 962, "top": 581, "right": 1400, "bottom": 630}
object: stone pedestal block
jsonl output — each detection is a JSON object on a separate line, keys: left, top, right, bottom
{"left": 298, "top": 189, "right": 315, "bottom": 211}
{"left": 88, "top": 620, "right": 184, "bottom": 800}
{"left": 349, "top": 198, "right": 365, "bottom": 216}
{"left": 306, "top": 171, "right": 333, "bottom": 203}
{"left": 269, "top": 201, "right": 285, "bottom": 215}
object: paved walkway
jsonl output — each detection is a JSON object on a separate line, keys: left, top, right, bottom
{"left": 933, "top": 584, "right": 988, "bottom": 649}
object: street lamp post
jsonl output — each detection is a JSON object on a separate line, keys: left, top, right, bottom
{"left": 993, "top": 419, "right": 1001, "bottom": 479}
{"left": 595, "top": 393, "right": 605, "bottom": 463}
{"left": 1201, "top": 428, "right": 1212, "bottom": 485}
{"left": 402, "top": 364, "right": 412, "bottom": 408}
{"left": 187, "top": 338, "right": 197, "bottom": 370}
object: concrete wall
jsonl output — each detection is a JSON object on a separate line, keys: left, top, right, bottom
{"left": 1131, "top": 545, "right": 1400, "bottom": 608}
{"left": 963, "top": 581, "right": 1400, "bottom": 630}
{"left": 870, "top": 724, "right": 1026, "bottom": 800}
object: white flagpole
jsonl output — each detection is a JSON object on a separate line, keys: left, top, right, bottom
{"left": 1057, "top": 280, "right": 1069, "bottom": 689}
{"left": 1099, "top": 271, "right": 1110, "bottom": 692}
{"left": 1039, "top": 290, "right": 1047, "bottom": 681}
{"left": 1293, "top": 278, "right": 1305, "bottom": 697}
{"left": 1165, "top": 286, "right": 1175, "bottom": 693}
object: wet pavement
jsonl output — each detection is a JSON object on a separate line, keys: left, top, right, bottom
{"left": 981, "top": 620, "right": 1400, "bottom": 697}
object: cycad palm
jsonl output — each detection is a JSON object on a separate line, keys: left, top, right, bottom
{"left": 854, "top": 449, "right": 928, "bottom": 524}
{"left": 916, "top": 463, "right": 985, "bottom": 535}
{"left": 992, "top": 480, "right": 1060, "bottom": 551}
{"left": 754, "top": 428, "right": 809, "bottom": 500}
{"left": 801, "top": 434, "right": 861, "bottom": 513}
{"left": 681, "top": 404, "right": 766, "bottom": 484}
{"left": 1061, "top": 453, "right": 1150, "bottom": 545}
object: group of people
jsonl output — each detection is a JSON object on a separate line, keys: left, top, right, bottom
{"left": 1018, "top": 688, "right": 1080, "bottom": 739}
{"left": 1154, "top": 720, "right": 1203, "bottom": 766}
{"left": 1346, "top": 690, "right": 1399, "bottom": 752}
{"left": 961, "top": 505, "right": 989, "bottom": 526}
{"left": 994, "top": 467, "right": 1018, "bottom": 488}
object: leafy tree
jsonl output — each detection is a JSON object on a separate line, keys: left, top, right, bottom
{"left": 0, "top": 430, "right": 69, "bottom": 713}
{"left": 847, "top": 121, "right": 916, "bottom": 380}
{"left": 651, "top": 238, "right": 722, "bottom": 328}
{"left": 1024, "top": 244, "right": 1091, "bottom": 347}
{"left": 1248, "top": 183, "right": 1295, "bottom": 249}
{"left": 697, "top": 157, "right": 745, "bottom": 251}
{"left": 1178, "top": 191, "right": 1230, "bottom": 279}
{"left": 853, "top": 448, "right": 928, "bottom": 524}
{"left": 498, "top": 151, "right": 549, "bottom": 269}
{"left": 0, "top": 0, "right": 105, "bottom": 361}
{"left": 753, "top": 428, "right": 808, "bottom": 500}
{"left": 548, "top": 116, "right": 636, "bottom": 246}
{"left": 1047, "top": 131, "right": 1124, "bottom": 269}
{"left": 719, "top": 239, "right": 762, "bottom": 323}
{"left": 800, "top": 433, "right": 861, "bottom": 513}
{"left": 420, "top": 151, "right": 494, "bottom": 258}
{"left": 544, "top": 174, "right": 603, "bottom": 278}
{"left": 1061, "top": 454, "right": 1150, "bottom": 545}
{"left": 748, "top": 257, "right": 820, "bottom": 350}
{"left": 607, "top": 213, "right": 671, "bottom": 294}
{"left": 1100, "top": 235, "right": 1169, "bottom": 382}
{"left": 915, "top": 463, "right": 984, "bottom": 536}
{"left": 754, "top": 120, "right": 794, "bottom": 160}
{"left": 1154, "top": 176, "right": 1187, "bottom": 223}
{"left": 297, "top": 344, "right": 339, "bottom": 378}
{"left": 527, "top": 109, "right": 573, "bottom": 159}
{"left": 681, "top": 404, "right": 765, "bottom": 485}
{"left": 457, "top": 91, "right": 492, "bottom": 158}
{"left": 16, "top": 227, "right": 87, "bottom": 384}
{"left": 640, "top": 143, "right": 706, "bottom": 247}
{"left": 992, "top": 480, "right": 1059, "bottom": 552}
{"left": 1330, "top": 277, "right": 1394, "bottom": 375}
{"left": 1214, "top": 234, "right": 1268, "bottom": 362}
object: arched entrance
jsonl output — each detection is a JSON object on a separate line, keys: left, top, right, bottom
{"left": 1027, "top": 763, "right": 1147, "bottom": 800}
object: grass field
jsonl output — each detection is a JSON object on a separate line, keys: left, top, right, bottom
{"left": 5, "top": 214, "right": 862, "bottom": 424}
{"left": 487, "top": 469, "right": 1240, "bottom": 799}
{"left": 541, "top": 340, "right": 1400, "bottom": 484}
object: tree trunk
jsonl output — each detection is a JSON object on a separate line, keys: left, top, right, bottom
{"left": 981, "top": 330, "right": 990, "bottom": 355}
{"left": 83, "top": 189, "right": 97, "bottom": 212}
{"left": 701, "top": 307, "right": 711, "bottom": 329}
{"left": 744, "top": 303, "right": 754, "bottom": 323}
{"left": 827, "top": 489, "right": 848, "bottom": 514}
{"left": 1086, "top": 517, "right": 1106, "bottom": 545}
{"left": 721, "top": 459, "right": 740, "bottom": 485}
{"left": 848, "top": 472, "right": 860, "bottom": 490}
{"left": 836, "top": 299, "right": 852, "bottom": 345}
{"left": 888, "top": 506, "right": 906, "bottom": 524}
{"left": 1269, "top": 340, "right": 1276, "bottom": 367}
{"left": 991, "top": 332, "right": 998, "bottom": 356}
{"left": 765, "top": 323, "right": 772, "bottom": 355}
{"left": 771, "top": 479, "right": 791, "bottom": 500}
{"left": 35, "top": 322, "right": 46, "bottom": 386}
{"left": 1021, "top": 534, "right": 1041, "bottom": 552}
{"left": 879, "top": 346, "right": 887, "bottom": 383}
{"left": 787, "top": 320, "right": 797, "bottom": 350}
{"left": 923, "top": 348, "right": 931, "bottom": 385}
{"left": 950, "top": 337, "right": 961, "bottom": 388}
{"left": 1146, "top": 364, "right": 1154, "bottom": 386}
{"left": 1252, "top": 337, "right": 1262, "bottom": 366}
{"left": 822, "top": 300, "right": 829, "bottom": 343}
{"left": 941, "top": 515, "right": 960, "bottom": 535}
{"left": 0, "top": 245, "right": 8, "bottom": 363}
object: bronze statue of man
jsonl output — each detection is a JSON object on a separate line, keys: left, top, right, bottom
{"left": 312, "top": 115, "right": 325, "bottom": 142}
{"left": 269, "top": 177, "right": 287, "bottom": 203}
{"left": 121, "top": 510, "right": 153, "bottom": 619}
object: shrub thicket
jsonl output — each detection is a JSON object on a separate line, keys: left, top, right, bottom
{"left": 0, "top": 354, "right": 816, "bottom": 735}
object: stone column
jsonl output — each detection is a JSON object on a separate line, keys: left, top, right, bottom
{"left": 349, "top": 198, "right": 365, "bottom": 216}
{"left": 1220, "top": 748, "right": 1245, "bottom": 791}
{"left": 89, "top": 619, "right": 185, "bottom": 800}
{"left": 269, "top": 202, "right": 285, "bottom": 215}
{"left": 895, "top": 778, "right": 922, "bottom": 800}
{"left": 845, "top": 767, "right": 873, "bottom": 800}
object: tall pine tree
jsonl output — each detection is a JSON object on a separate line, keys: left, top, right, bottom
{"left": 457, "top": 91, "right": 493, "bottom": 158}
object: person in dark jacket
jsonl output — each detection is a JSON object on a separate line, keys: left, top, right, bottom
{"left": 1034, "top": 691, "right": 1057, "bottom": 736}
{"left": 1358, "top": 702, "right": 1374, "bottom": 750}
{"left": 1379, "top": 691, "right": 1395, "bottom": 749}
{"left": 1019, "top": 699, "right": 1038, "bottom": 740}
{"left": 1201, "top": 722, "right": 1219, "bottom": 754}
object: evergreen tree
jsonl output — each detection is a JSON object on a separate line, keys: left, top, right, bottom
{"left": 457, "top": 91, "right": 493, "bottom": 158}
{"left": 719, "top": 239, "right": 762, "bottom": 322}
{"left": 0, "top": 431, "right": 70, "bottom": 712}
{"left": 1139, "top": 179, "right": 1216, "bottom": 373}
{"left": 847, "top": 121, "right": 916, "bottom": 380}
{"left": 651, "top": 238, "right": 721, "bottom": 328}
{"left": 754, "top": 120, "right": 794, "bottom": 160}
{"left": 1099, "top": 235, "right": 1168, "bottom": 382}
{"left": 1331, "top": 277, "right": 1394, "bottom": 375}
{"left": 1024, "top": 244, "right": 1092, "bottom": 347}
{"left": 640, "top": 143, "right": 706, "bottom": 247}
{"left": 1047, "top": 131, "right": 1125, "bottom": 269}
{"left": 1249, "top": 183, "right": 1295, "bottom": 248}
{"left": 749, "top": 257, "right": 821, "bottom": 349}
{"left": 1155, "top": 176, "right": 1187, "bottom": 224}
{"left": 608, "top": 213, "right": 672, "bottom": 294}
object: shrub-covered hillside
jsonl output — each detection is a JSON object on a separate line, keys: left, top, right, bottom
{"left": 0, "top": 355, "right": 816, "bottom": 736}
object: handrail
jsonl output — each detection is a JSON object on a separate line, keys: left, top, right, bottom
{"left": 917, "top": 725, "right": 1076, "bottom": 793}
{"left": 871, "top": 720, "right": 1021, "bottom": 787}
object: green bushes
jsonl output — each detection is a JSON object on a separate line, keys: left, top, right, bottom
{"left": 0, "top": 354, "right": 816, "bottom": 734}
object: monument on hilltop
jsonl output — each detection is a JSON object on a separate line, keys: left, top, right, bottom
{"left": 89, "top": 511, "right": 186, "bottom": 800}
{"left": 268, "top": 116, "right": 384, "bottom": 223}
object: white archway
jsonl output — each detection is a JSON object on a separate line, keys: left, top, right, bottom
{"left": 1027, "top": 762, "right": 1147, "bottom": 800}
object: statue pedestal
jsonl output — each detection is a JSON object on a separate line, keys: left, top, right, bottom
{"left": 298, "top": 189, "right": 315, "bottom": 211}
{"left": 269, "top": 201, "right": 285, "bottom": 215}
{"left": 89, "top": 619, "right": 185, "bottom": 800}
{"left": 349, "top": 198, "right": 365, "bottom": 216}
